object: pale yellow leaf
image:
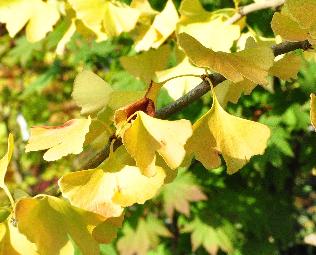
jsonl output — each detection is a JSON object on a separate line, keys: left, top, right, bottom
{"left": 72, "top": 70, "right": 113, "bottom": 115}
{"left": 122, "top": 111, "right": 192, "bottom": 176}
{"left": 0, "top": 0, "right": 60, "bottom": 42}
{"left": 269, "top": 53, "right": 302, "bottom": 80}
{"left": 0, "top": 134, "right": 14, "bottom": 206}
{"left": 134, "top": 0, "right": 178, "bottom": 52}
{"left": 120, "top": 45, "right": 170, "bottom": 83}
{"left": 178, "top": 33, "right": 274, "bottom": 84}
{"left": 103, "top": 1, "right": 140, "bottom": 37}
{"left": 15, "top": 195, "right": 106, "bottom": 255}
{"left": 68, "top": 0, "right": 108, "bottom": 41}
{"left": 214, "top": 79, "right": 257, "bottom": 107}
{"left": 155, "top": 57, "right": 204, "bottom": 100}
{"left": 25, "top": 118, "right": 91, "bottom": 161}
{"left": 209, "top": 91, "right": 270, "bottom": 174}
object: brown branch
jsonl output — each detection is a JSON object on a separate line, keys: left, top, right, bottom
{"left": 82, "top": 39, "right": 312, "bottom": 169}
{"left": 225, "top": 0, "right": 285, "bottom": 25}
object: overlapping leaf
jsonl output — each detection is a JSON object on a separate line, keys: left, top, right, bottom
{"left": 271, "top": 0, "right": 316, "bottom": 44}
{"left": 178, "top": 33, "right": 274, "bottom": 84}
{"left": 177, "top": 0, "right": 240, "bottom": 52}
{"left": 0, "top": 0, "right": 60, "bottom": 42}
{"left": 122, "top": 111, "right": 192, "bottom": 176}
{"left": 15, "top": 195, "right": 122, "bottom": 255}
{"left": 186, "top": 89, "right": 270, "bottom": 174}
{"left": 155, "top": 56, "right": 204, "bottom": 100}
{"left": 120, "top": 45, "right": 170, "bottom": 84}
{"left": 134, "top": 0, "right": 178, "bottom": 52}
{"left": 59, "top": 146, "right": 165, "bottom": 217}
{"left": 0, "top": 134, "right": 14, "bottom": 206}
{"left": 270, "top": 53, "right": 302, "bottom": 80}
{"left": 25, "top": 117, "right": 91, "bottom": 161}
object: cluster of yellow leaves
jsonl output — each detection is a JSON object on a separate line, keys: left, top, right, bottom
{"left": 0, "top": 135, "right": 125, "bottom": 254}
{"left": 271, "top": 0, "right": 316, "bottom": 44}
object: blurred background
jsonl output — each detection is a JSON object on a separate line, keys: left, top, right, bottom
{"left": 0, "top": 0, "right": 316, "bottom": 254}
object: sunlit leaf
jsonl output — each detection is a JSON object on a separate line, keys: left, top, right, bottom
{"left": 134, "top": 0, "right": 178, "bottom": 52}
{"left": 186, "top": 89, "right": 270, "bottom": 174}
{"left": 0, "top": 134, "right": 14, "bottom": 206}
{"left": 25, "top": 118, "right": 91, "bottom": 161}
{"left": 122, "top": 111, "right": 192, "bottom": 176}
{"left": 0, "top": 0, "right": 60, "bottom": 42}
{"left": 155, "top": 57, "right": 204, "bottom": 100}
{"left": 120, "top": 45, "right": 170, "bottom": 83}
{"left": 59, "top": 147, "right": 165, "bottom": 217}
{"left": 15, "top": 195, "right": 109, "bottom": 255}
{"left": 269, "top": 53, "right": 302, "bottom": 80}
{"left": 72, "top": 70, "right": 113, "bottom": 115}
{"left": 178, "top": 33, "right": 274, "bottom": 84}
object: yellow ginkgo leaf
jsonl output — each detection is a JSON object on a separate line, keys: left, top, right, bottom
{"left": 130, "top": 0, "right": 158, "bottom": 23}
{"left": 0, "top": 220, "right": 38, "bottom": 255}
{"left": 0, "top": 0, "right": 60, "bottom": 42}
{"left": 269, "top": 53, "right": 302, "bottom": 80}
{"left": 311, "top": 93, "right": 316, "bottom": 128}
{"left": 56, "top": 18, "right": 77, "bottom": 55}
{"left": 178, "top": 33, "right": 274, "bottom": 85}
{"left": 187, "top": 90, "right": 270, "bottom": 174}
{"left": 67, "top": 0, "right": 108, "bottom": 41}
{"left": 58, "top": 165, "right": 165, "bottom": 217}
{"left": 14, "top": 195, "right": 111, "bottom": 255}
{"left": 209, "top": 92, "right": 270, "bottom": 173}
{"left": 286, "top": 0, "right": 316, "bottom": 29}
{"left": 214, "top": 79, "right": 257, "bottom": 107}
{"left": 155, "top": 57, "right": 204, "bottom": 100}
{"left": 120, "top": 45, "right": 170, "bottom": 84}
{"left": 134, "top": 0, "right": 179, "bottom": 52}
{"left": 103, "top": 1, "right": 140, "bottom": 37}
{"left": 25, "top": 118, "right": 91, "bottom": 161}
{"left": 0, "top": 134, "right": 14, "bottom": 206}
{"left": 72, "top": 70, "right": 113, "bottom": 115}
{"left": 122, "top": 111, "right": 192, "bottom": 176}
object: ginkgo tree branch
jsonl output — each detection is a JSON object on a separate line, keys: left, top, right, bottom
{"left": 155, "top": 40, "right": 312, "bottom": 119}
{"left": 82, "top": 39, "right": 312, "bottom": 170}
{"left": 225, "top": 0, "right": 285, "bottom": 25}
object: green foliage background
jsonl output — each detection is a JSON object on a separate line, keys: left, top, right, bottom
{"left": 0, "top": 0, "right": 316, "bottom": 254}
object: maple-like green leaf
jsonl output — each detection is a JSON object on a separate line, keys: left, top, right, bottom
{"left": 0, "top": 134, "right": 14, "bottom": 206}
{"left": 117, "top": 215, "right": 171, "bottom": 255}
{"left": 59, "top": 147, "right": 165, "bottom": 217}
{"left": 155, "top": 56, "right": 204, "bottom": 100}
{"left": 177, "top": 0, "right": 240, "bottom": 52}
{"left": 0, "top": 0, "right": 60, "bottom": 42}
{"left": 134, "top": 0, "right": 179, "bottom": 52}
{"left": 182, "top": 217, "right": 235, "bottom": 255}
{"left": 122, "top": 111, "right": 192, "bottom": 176}
{"left": 120, "top": 45, "right": 170, "bottom": 84}
{"left": 311, "top": 93, "right": 316, "bottom": 128}
{"left": 178, "top": 33, "right": 274, "bottom": 84}
{"left": 186, "top": 89, "right": 270, "bottom": 174}
{"left": 161, "top": 170, "right": 206, "bottom": 217}
{"left": 72, "top": 70, "right": 113, "bottom": 115}
{"left": 25, "top": 118, "right": 91, "bottom": 161}
{"left": 14, "top": 195, "right": 121, "bottom": 255}
{"left": 269, "top": 53, "right": 302, "bottom": 80}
